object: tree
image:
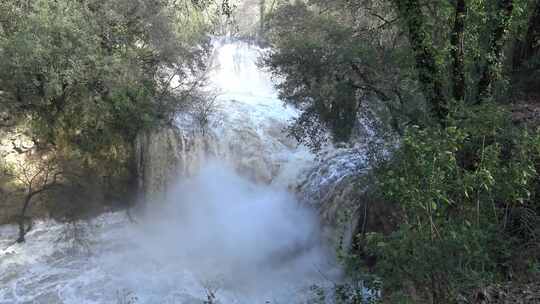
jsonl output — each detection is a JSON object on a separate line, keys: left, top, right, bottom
{"left": 266, "top": 0, "right": 534, "bottom": 141}
{"left": 394, "top": 0, "right": 449, "bottom": 123}
{"left": 265, "top": 1, "right": 415, "bottom": 148}
{"left": 11, "top": 154, "right": 63, "bottom": 243}
{"left": 451, "top": 0, "right": 466, "bottom": 102}
{"left": 260, "top": 0, "right": 266, "bottom": 36}
{"left": 0, "top": 0, "right": 225, "bottom": 233}
{"left": 0, "top": 0, "right": 212, "bottom": 155}
{"left": 477, "top": 0, "right": 515, "bottom": 101}
{"left": 513, "top": 0, "right": 540, "bottom": 70}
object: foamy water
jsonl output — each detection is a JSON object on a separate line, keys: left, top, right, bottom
{"left": 0, "top": 164, "right": 336, "bottom": 303}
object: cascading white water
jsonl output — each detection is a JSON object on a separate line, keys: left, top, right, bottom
{"left": 171, "top": 37, "right": 315, "bottom": 186}
{"left": 0, "top": 39, "right": 346, "bottom": 303}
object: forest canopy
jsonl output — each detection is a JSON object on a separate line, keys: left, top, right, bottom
{"left": 0, "top": 0, "right": 218, "bottom": 154}
{"left": 265, "top": 0, "right": 540, "bottom": 148}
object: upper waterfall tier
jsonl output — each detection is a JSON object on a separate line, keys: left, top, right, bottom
{"left": 137, "top": 39, "right": 315, "bottom": 199}
{"left": 209, "top": 38, "right": 278, "bottom": 99}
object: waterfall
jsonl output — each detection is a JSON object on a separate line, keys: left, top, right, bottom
{"left": 1, "top": 38, "right": 356, "bottom": 303}
{"left": 136, "top": 38, "right": 315, "bottom": 197}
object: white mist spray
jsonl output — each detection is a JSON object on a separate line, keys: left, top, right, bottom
{"left": 129, "top": 160, "right": 335, "bottom": 302}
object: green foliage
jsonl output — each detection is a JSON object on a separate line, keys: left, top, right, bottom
{"left": 266, "top": 0, "right": 539, "bottom": 147}
{"left": 0, "top": 0, "right": 225, "bottom": 217}
{"left": 265, "top": 1, "right": 419, "bottom": 149}
{"left": 367, "top": 104, "right": 540, "bottom": 302}
{"left": 0, "top": 0, "right": 212, "bottom": 155}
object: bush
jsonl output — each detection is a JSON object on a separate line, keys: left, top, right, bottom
{"left": 365, "top": 104, "right": 540, "bottom": 303}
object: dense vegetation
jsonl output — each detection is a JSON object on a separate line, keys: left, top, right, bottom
{"left": 0, "top": 0, "right": 217, "bottom": 153}
{"left": 1, "top": 0, "right": 539, "bottom": 302}
{"left": 264, "top": 0, "right": 540, "bottom": 302}
{"left": 0, "top": 0, "right": 230, "bottom": 240}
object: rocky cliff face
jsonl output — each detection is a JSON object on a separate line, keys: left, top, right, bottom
{"left": 295, "top": 147, "right": 369, "bottom": 249}
{"left": 296, "top": 145, "right": 400, "bottom": 250}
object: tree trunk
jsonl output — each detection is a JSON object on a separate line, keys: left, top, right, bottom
{"left": 395, "top": 0, "right": 448, "bottom": 123}
{"left": 17, "top": 219, "right": 26, "bottom": 243}
{"left": 451, "top": 0, "right": 466, "bottom": 102}
{"left": 513, "top": 0, "right": 540, "bottom": 70}
{"left": 259, "top": 0, "right": 266, "bottom": 37}
{"left": 477, "top": 0, "right": 514, "bottom": 101}
{"left": 16, "top": 194, "right": 32, "bottom": 243}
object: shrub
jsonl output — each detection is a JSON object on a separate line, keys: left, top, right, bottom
{"left": 365, "top": 104, "right": 540, "bottom": 303}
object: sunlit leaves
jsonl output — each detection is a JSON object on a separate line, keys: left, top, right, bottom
{"left": 0, "top": 0, "right": 215, "bottom": 173}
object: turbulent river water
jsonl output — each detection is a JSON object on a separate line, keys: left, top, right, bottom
{"left": 0, "top": 39, "right": 350, "bottom": 303}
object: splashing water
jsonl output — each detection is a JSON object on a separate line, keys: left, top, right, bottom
{"left": 0, "top": 39, "right": 342, "bottom": 303}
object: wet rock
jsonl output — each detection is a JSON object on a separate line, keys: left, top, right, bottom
{"left": 296, "top": 145, "right": 399, "bottom": 250}
{"left": 135, "top": 125, "right": 186, "bottom": 202}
